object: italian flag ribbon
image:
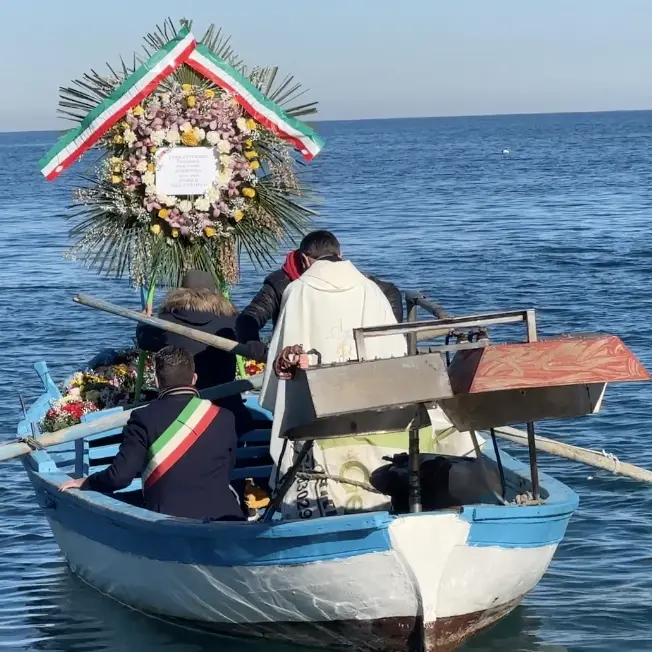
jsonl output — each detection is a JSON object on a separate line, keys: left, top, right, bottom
{"left": 142, "top": 397, "right": 220, "bottom": 490}
{"left": 39, "top": 28, "right": 197, "bottom": 181}
{"left": 187, "top": 43, "right": 324, "bottom": 161}
{"left": 39, "top": 29, "right": 324, "bottom": 181}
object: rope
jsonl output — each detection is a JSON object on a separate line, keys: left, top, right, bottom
{"left": 598, "top": 448, "right": 621, "bottom": 474}
{"left": 20, "top": 436, "right": 44, "bottom": 451}
{"left": 295, "top": 471, "right": 381, "bottom": 494}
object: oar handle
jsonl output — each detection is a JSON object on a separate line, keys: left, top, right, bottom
{"left": 73, "top": 294, "right": 252, "bottom": 358}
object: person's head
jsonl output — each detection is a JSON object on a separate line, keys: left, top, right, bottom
{"left": 181, "top": 269, "right": 217, "bottom": 292}
{"left": 298, "top": 230, "right": 341, "bottom": 270}
{"left": 161, "top": 288, "right": 236, "bottom": 317}
{"left": 154, "top": 346, "right": 197, "bottom": 391}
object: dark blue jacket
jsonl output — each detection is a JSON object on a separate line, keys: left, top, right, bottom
{"left": 83, "top": 388, "right": 244, "bottom": 521}
{"left": 136, "top": 310, "right": 253, "bottom": 436}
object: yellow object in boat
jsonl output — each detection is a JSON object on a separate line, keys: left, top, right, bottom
{"left": 244, "top": 478, "right": 270, "bottom": 509}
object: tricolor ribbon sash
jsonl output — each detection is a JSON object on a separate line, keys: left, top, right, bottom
{"left": 142, "top": 397, "right": 220, "bottom": 490}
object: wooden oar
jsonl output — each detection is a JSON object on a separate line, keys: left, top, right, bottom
{"left": 0, "top": 374, "right": 264, "bottom": 463}
{"left": 493, "top": 425, "right": 652, "bottom": 485}
{"left": 73, "top": 294, "right": 252, "bottom": 357}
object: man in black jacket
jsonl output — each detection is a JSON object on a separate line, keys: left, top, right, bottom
{"left": 235, "top": 231, "right": 404, "bottom": 361}
{"left": 136, "top": 270, "right": 253, "bottom": 435}
{"left": 60, "top": 346, "right": 244, "bottom": 521}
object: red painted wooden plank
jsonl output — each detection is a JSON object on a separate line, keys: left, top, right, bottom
{"left": 448, "top": 335, "right": 649, "bottom": 394}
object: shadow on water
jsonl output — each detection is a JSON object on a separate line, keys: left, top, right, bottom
{"left": 460, "top": 606, "right": 568, "bottom": 651}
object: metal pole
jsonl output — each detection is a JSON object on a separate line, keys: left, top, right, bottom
{"left": 526, "top": 422, "right": 540, "bottom": 501}
{"left": 525, "top": 309, "right": 540, "bottom": 500}
{"left": 406, "top": 296, "right": 418, "bottom": 354}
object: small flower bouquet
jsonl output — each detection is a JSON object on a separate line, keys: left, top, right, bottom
{"left": 42, "top": 397, "right": 99, "bottom": 433}
{"left": 40, "top": 349, "right": 157, "bottom": 433}
{"left": 237, "top": 359, "right": 266, "bottom": 380}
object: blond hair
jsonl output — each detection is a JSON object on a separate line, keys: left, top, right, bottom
{"left": 160, "top": 288, "right": 236, "bottom": 317}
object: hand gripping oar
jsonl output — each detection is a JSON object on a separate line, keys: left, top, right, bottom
{"left": 1, "top": 374, "right": 264, "bottom": 463}
{"left": 73, "top": 294, "right": 252, "bottom": 357}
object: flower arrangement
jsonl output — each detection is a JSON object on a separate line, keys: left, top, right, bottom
{"left": 47, "top": 19, "right": 323, "bottom": 290}
{"left": 40, "top": 349, "right": 157, "bottom": 433}
{"left": 237, "top": 359, "right": 266, "bottom": 380}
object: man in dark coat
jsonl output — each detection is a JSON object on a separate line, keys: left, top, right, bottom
{"left": 60, "top": 346, "right": 244, "bottom": 522}
{"left": 235, "top": 231, "right": 404, "bottom": 361}
{"left": 136, "top": 270, "right": 253, "bottom": 435}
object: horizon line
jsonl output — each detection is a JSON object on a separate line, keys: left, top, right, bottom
{"left": 2, "top": 106, "right": 652, "bottom": 134}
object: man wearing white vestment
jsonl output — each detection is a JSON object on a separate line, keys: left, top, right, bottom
{"left": 259, "top": 231, "right": 409, "bottom": 520}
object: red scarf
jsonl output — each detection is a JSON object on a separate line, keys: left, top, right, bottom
{"left": 281, "top": 250, "right": 303, "bottom": 281}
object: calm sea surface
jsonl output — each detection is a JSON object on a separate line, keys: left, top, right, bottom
{"left": 2, "top": 112, "right": 652, "bottom": 651}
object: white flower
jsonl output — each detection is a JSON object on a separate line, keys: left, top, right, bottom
{"left": 206, "top": 184, "right": 221, "bottom": 201}
{"left": 194, "top": 196, "right": 211, "bottom": 211}
{"left": 151, "top": 129, "right": 166, "bottom": 146}
{"left": 180, "top": 122, "right": 192, "bottom": 134}
{"left": 159, "top": 93, "right": 171, "bottom": 105}
{"left": 123, "top": 129, "right": 137, "bottom": 146}
{"left": 135, "top": 160, "right": 148, "bottom": 173}
{"left": 217, "top": 168, "right": 233, "bottom": 186}
{"left": 156, "top": 194, "right": 177, "bottom": 207}
{"left": 206, "top": 131, "right": 220, "bottom": 146}
{"left": 165, "top": 128, "right": 181, "bottom": 145}
{"left": 142, "top": 171, "right": 155, "bottom": 186}
{"left": 145, "top": 185, "right": 156, "bottom": 196}
{"left": 219, "top": 154, "right": 234, "bottom": 169}
{"left": 236, "top": 117, "right": 249, "bottom": 132}
{"left": 217, "top": 140, "right": 231, "bottom": 154}
{"left": 178, "top": 200, "right": 193, "bottom": 214}
{"left": 194, "top": 128, "right": 206, "bottom": 142}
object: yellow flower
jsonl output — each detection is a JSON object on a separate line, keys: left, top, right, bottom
{"left": 246, "top": 118, "right": 257, "bottom": 130}
{"left": 182, "top": 83, "right": 192, "bottom": 93}
{"left": 110, "top": 156, "right": 122, "bottom": 166}
{"left": 111, "top": 175, "right": 122, "bottom": 184}
{"left": 244, "top": 138, "right": 253, "bottom": 147}
{"left": 150, "top": 146, "right": 158, "bottom": 153}
{"left": 244, "top": 150, "right": 258, "bottom": 160}
{"left": 204, "top": 89, "right": 216, "bottom": 99}
{"left": 112, "top": 165, "right": 122, "bottom": 174}
{"left": 147, "top": 163, "right": 155, "bottom": 173}
{"left": 158, "top": 208, "right": 170, "bottom": 219}
{"left": 171, "top": 229, "right": 180, "bottom": 239}
{"left": 242, "top": 187, "right": 256, "bottom": 199}
{"left": 233, "top": 209, "right": 244, "bottom": 222}
{"left": 186, "top": 95, "right": 196, "bottom": 108}
{"left": 113, "top": 134, "right": 124, "bottom": 145}
{"left": 181, "top": 131, "right": 200, "bottom": 147}
{"left": 150, "top": 224, "right": 161, "bottom": 235}
{"left": 132, "top": 105, "right": 145, "bottom": 117}
{"left": 204, "top": 226, "right": 217, "bottom": 237}
{"left": 250, "top": 160, "right": 260, "bottom": 170}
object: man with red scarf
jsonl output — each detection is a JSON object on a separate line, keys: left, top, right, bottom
{"left": 235, "top": 231, "right": 403, "bottom": 362}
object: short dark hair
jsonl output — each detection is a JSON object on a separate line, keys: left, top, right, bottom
{"left": 154, "top": 346, "right": 195, "bottom": 390}
{"left": 299, "top": 230, "right": 340, "bottom": 259}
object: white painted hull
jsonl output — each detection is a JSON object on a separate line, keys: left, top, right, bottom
{"left": 47, "top": 510, "right": 558, "bottom": 651}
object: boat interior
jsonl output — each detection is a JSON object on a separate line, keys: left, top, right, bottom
{"left": 19, "top": 291, "right": 648, "bottom": 520}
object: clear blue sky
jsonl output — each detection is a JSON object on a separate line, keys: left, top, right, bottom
{"left": 2, "top": 0, "right": 651, "bottom": 131}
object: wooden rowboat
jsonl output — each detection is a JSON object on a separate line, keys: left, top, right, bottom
{"left": 13, "top": 300, "right": 649, "bottom": 651}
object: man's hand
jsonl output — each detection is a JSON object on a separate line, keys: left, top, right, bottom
{"left": 59, "top": 478, "right": 85, "bottom": 492}
{"left": 274, "top": 345, "right": 309, "bottom": 379}
{"left": 142, "top": 305, "right": 153, "bottom": 317}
